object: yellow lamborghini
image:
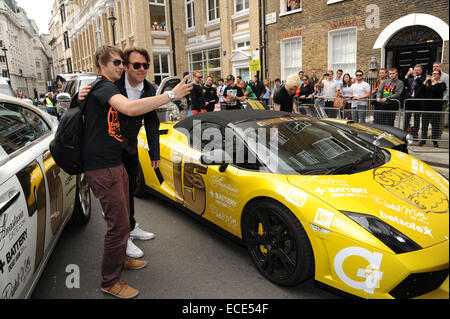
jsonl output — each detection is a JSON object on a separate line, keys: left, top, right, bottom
{"left": 135, "top": 109, "right": 449, "bottom": 299}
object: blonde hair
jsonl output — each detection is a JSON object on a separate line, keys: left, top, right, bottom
{"left": 285, "top": 74, "right": 300, "bottom": 90}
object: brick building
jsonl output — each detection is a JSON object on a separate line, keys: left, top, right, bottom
{"left": 64, "top": 0, "right": 449, "bottom": 85}
{"left": 263, "top": 0, "right": 449, "bottom": 81}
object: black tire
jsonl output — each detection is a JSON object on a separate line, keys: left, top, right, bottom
{"left": 242, "top": 199, "right": 314, "bottom": 286}
{"left": 134, "top": 162, "right": 147, "bottom": 198}
{"left": 71, "top": 173, "right": 91, "bottom": 225}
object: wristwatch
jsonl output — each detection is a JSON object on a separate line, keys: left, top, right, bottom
{"left": 167, "top": 91, "right": 176, "bottom": 101}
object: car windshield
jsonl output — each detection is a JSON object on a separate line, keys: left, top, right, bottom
{"left": 232, "top": 116, "right": 384, "bottom": 175}
{"left": 0, "top": 84, "right": 15, "bottom": 96}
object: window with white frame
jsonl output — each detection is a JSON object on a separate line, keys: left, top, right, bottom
{"left": 281, "top": 37, "right": 302, "bottom": 79}
{"left": 235, "top": 0, "right": 249, "bottom": 14}
{"left": 236, "top": 40, "right": 250, "bottom": 50}
{"left": 153, "top": 52, "right": 170, "bottom": 85}
{"left": 188, "top": 47, "right": 221, "bottom": 82}
{"left": 128, "top": 0, "right": 134, "bottom": 35}
{"left": 149, "top": 0, "right": 167, "bottom": 32}
{"left": 329, "top": 28, "right": 357, "bottom": 75}
{"left": 280, "top": 0, "right": 302, "bottom": 15}
{"left": 186, "top": 0, "right": 195, "bottom": 30}
{"left": 96, "top": 17, "right": 103, "bottom": 46}
{"left": 207, "top": 0, "right": 220, "bottom": 23}
{"left": 119, "top": 0, "right": 126, "bottom": 39}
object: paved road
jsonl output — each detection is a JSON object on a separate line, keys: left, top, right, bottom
{"left": 31, "top": 191, "right": 339, "bottom": 299}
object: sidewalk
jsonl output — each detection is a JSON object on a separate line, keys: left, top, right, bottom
{"left": 407, "top": 133, "right": 449, "bottom": 178}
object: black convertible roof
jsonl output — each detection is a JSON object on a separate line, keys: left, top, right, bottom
{"left": 174, "top": 109, "right": 291, "bottom": 132}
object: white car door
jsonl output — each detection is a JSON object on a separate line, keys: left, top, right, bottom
{"left": 0, "top": 101, "right": 67, "bottom": 299}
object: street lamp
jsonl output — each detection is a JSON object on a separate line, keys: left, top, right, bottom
{"left": 1, "top": 46, "right": 10, "bottom": 79}
{"left": 108, "top": 14, "right": 117, "bottom": 45}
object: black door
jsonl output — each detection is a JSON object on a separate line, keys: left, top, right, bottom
{"left": 387, "top": 44, "right": 441, "bottom": 78}
{"left": 384, "top": 25, "right": 443, "bottom": 78}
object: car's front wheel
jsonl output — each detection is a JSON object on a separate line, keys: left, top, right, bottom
{"left": 242, "top": 199, "right": 314, "bottom": 286}
{"left": 71, "top": 173, "right": 91, "bottom": 225}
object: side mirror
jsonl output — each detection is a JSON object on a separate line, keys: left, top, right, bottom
{"left": 200, "top": 149, "right": 232, "bottom": 165}
{"left": 56, "top": 92, "right": 71, "bottom": 103}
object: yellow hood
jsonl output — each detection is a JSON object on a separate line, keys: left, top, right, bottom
{"left": 286, "top": 151, "right": 449, "bottom": 249}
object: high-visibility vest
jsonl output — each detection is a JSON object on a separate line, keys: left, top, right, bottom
{"left": 45, "top": 97, "right": 53, "bottom": 107}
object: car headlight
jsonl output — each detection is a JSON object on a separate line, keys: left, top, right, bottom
{"left": 341, "top": 211, "right": 422, "bottom": 254}
{"left": 405, "top": 133, "right": 414, "bottom": 145}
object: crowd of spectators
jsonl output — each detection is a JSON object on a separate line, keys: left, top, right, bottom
{"left": 177, "top": 62, "right": 449, "bottom": 145}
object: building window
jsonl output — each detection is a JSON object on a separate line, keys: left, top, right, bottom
{"left": 153, "top": 52, "right": 170, "bottom": 85}
{"left": 0, "top": 56, "right": 5, "bottom": 63}
{"left": 329, "top": 28, "right": 357, "bottom": 76}
{"left": 119, "top": 0, "right": 126, "bottom": 39}
{"left": 60, "top": 4, "right": 66, "bottom": 23}
{"left": 207, "top": 0, "right": 220, "bottom": 23}
{"left": 236, "top": 40, "right": 250, "bottom": 50}
{"left": 281, "top": 37, "right": 302, "bottom": 80}
{"left": 96, "top": 17, "right": 103, "bottom": 46}
{"left": 188, "top": 47, "right": 221, "bottom": 82}
{"left": 280, "top": 0, "right": 302, "bottom": 15}
{"left": 67, "top": 58, "right": 73, "bottom": 73}
{"left": 128, "top": 0, "right": 134, "bottom": 35}
{"left": 36, "top": 61, "right": 40, "bottom": 68}
{"left": 235, "top": 0, "right": 249, "bottom": 14}
{"left": 2, "top": 70, "right": 7, "bottom": 77}
{"left": 149, "top": 0, "right": 167, "bottom": 32}
{"left": 63, "top": 31, "right": 70, "bottom": 49}
{"left": 37, "top": 73, "right": 42, "bottom": 80}
{"left": 186, "top": 0, "right": 195, "bottom": 29}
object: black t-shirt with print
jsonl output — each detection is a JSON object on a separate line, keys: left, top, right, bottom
{"left": 83, "top": 76, "right": 124, "bottom": 171}
{"left": 273, "top": 84, "right": 294, "bottom": 112}
{"left": 223, "top": 85, "right": 244, "bottom": 110}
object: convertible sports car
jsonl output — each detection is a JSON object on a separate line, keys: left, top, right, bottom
{"left": 136, "top": 109, "right": 448, "bottom": 299}
{"left": 0, "top": 94, "right": 91, "bottom": 299}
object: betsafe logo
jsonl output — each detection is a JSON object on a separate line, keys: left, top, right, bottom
{"left": 334, "top": 247, "right": 384, "bottom": 294}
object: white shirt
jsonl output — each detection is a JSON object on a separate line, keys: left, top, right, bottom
{"left": 125, "top": 74, "right": 144, "bottom": 101}
{"left": 322, "top": 79, "right": 340, "bottom": 101}
{"left": 217, "top": 84, "right": 226, "bottom": 102}
{"left": 350, "top": 81, "right": 370, "bottom": 108}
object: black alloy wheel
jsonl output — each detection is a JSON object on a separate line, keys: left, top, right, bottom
{"left": 71, "top": 173, "right": 91, "bottom": 225}
{"left": 242, "top": 199, "right": 314, "bottom": 286}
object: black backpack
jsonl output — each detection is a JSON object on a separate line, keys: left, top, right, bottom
{"left": 49, "top": 79, "right": 101, "bottom": 175}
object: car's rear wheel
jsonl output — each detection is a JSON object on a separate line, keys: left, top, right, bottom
{"left": 242, "top": 199, "right": 314, "bottom": 286}
{"left": 71, "top": 173, "right": 91, "bottom": 225}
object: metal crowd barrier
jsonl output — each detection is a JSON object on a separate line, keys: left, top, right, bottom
{"left": 403, "top": 98, "right": 449, "bottom": 146}
{"left": 295, "top": 97, "right": 449, "bottom": 148}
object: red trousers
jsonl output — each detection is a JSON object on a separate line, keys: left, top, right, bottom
{"left": 85, "top": 165, "right": 130, "bottom": 288}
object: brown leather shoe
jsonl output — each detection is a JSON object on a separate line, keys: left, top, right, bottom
{"left": 123, "top": 257, "right": 148, "bottom": 270}
{"left": 101, "top": 279, "right": 139, "bottom": 299}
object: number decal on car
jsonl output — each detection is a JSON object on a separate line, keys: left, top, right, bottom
{"left": 16, "top": 160, "right": 46, "bottom": 272}
{"left": 171, "top": 151, "right": 208, "bottom": 216}
{"left": 16, "top": 154, "right": 65, "bottom": 273}
{"left": 43, "top": 152, "right": 64, "bottom": 235}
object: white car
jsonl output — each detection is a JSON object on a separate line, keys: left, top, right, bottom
{"left": 0, "top": 94, "right": 91, "bottom": 299}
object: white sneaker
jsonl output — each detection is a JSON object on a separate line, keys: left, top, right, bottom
{"left": 126, "top": 238, "right": 144, "bottom": 258}
{"left": 130, "top": 224, "right": 155, "bottom": 241}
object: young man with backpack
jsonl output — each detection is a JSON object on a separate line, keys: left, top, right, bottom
{"left": 78, "top": 45, "right": 192, "bottom": 299}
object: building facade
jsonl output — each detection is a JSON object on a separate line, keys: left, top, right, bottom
{"left": 0, "top": 0, "right": 52, "bottom": 98}
{"left": 67, "top": 0, "right": 262, "bottom": 84}
{"left": 49, "top": 0, "right": 76, "bottom": 77}
{"left": 66, "top": 0, "right": 449, "bottom": 85}
{"left": 263, "top": 0, "right": 449, "bottom": 82}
